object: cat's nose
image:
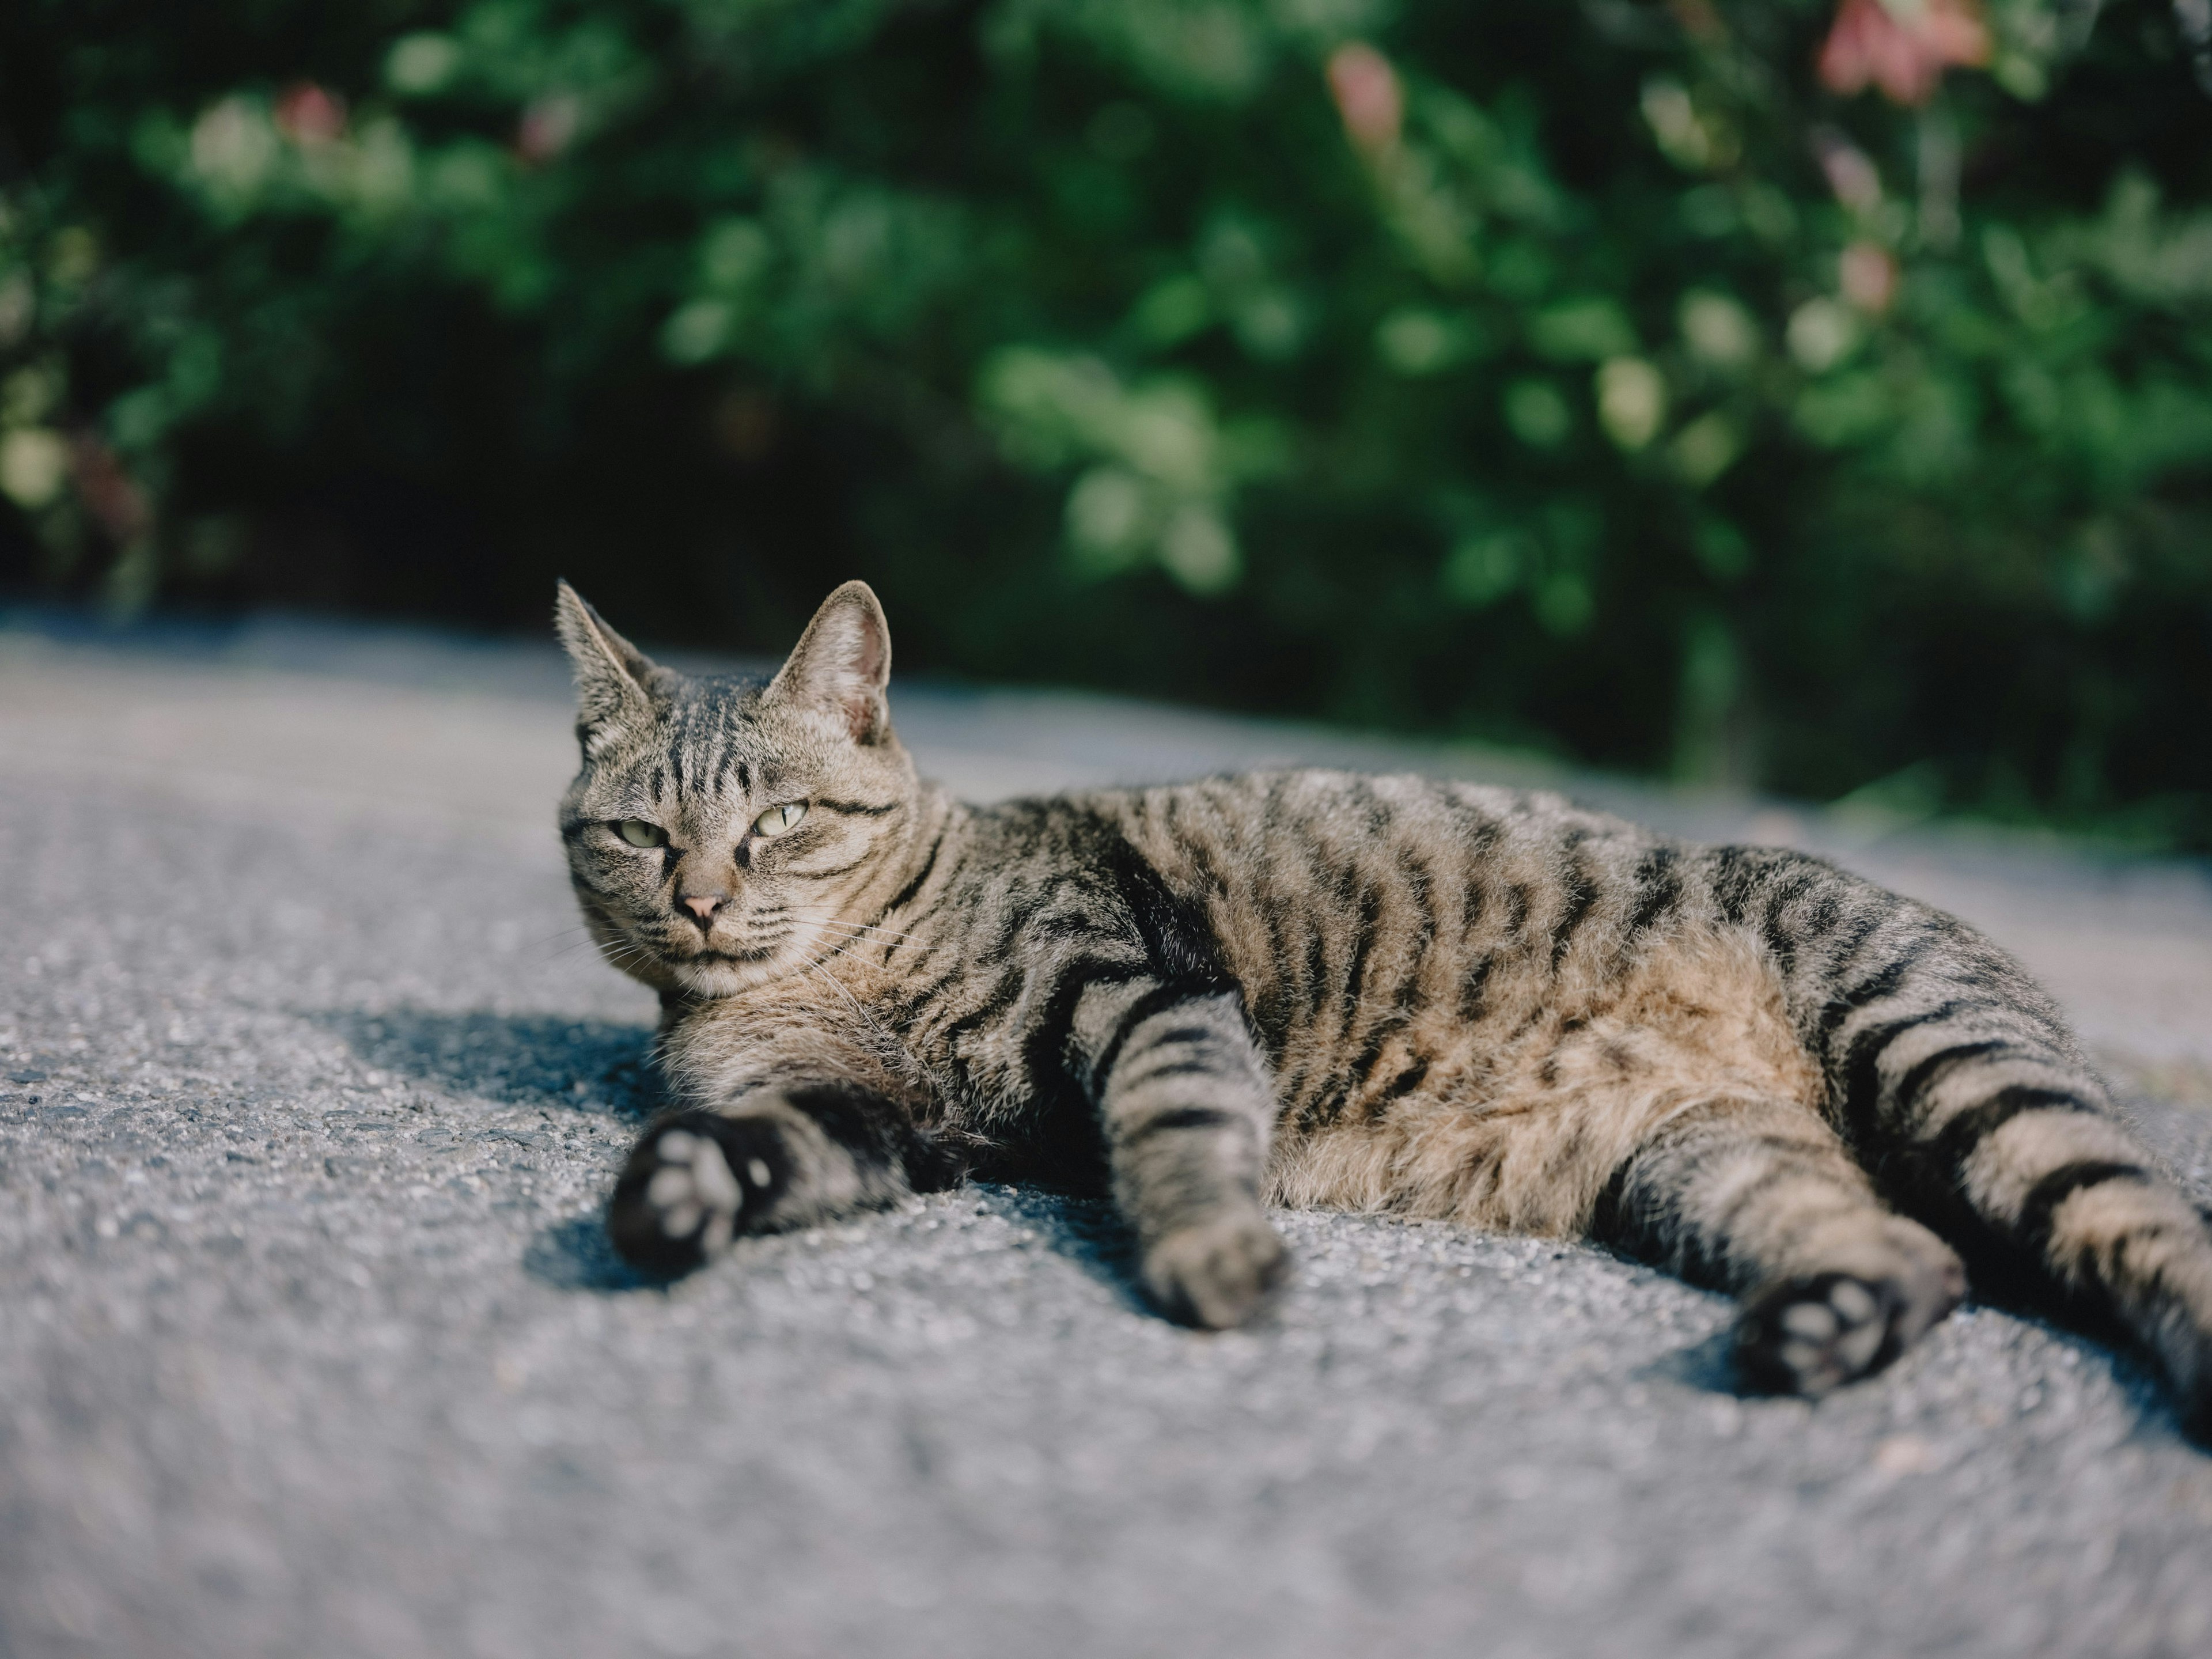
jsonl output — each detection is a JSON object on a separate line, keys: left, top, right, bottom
{"left": 681, "top": 893, "right": 724, "bottom": 922}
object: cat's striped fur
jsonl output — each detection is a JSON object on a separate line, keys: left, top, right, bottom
{"left": 559, "top": 580, "right": 2212, "bottom": 1431}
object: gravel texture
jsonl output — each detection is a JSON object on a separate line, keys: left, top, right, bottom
{"left": 2, "top": 615, "right": 2210, "bottom": 1659}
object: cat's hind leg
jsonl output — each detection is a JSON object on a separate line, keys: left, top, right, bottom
{"left": 1591, "top": 1093, "right": 1966, "bottom": 1395}
{"left": 1839, "top": 995, "right": 2212, "bottom": 1439}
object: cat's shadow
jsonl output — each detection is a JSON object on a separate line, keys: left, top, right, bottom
{"left": 525, "top": 1214, "right": 662, "bottom": 1293}
{"left": 974, "top": 1183, "right": 1157, "bottom": 1319}
{"left": 1638, "top": 1325, "right": 1743, "bottom": 1396}
{"left": 315, "top": 1006, "right": 679, "bottom": 1293}
{"left": 316, "top": 1006, "right": 664, "bottom": 1121}
{"left": 517, "top": 1183, "right": 1156, "bottom": 1305}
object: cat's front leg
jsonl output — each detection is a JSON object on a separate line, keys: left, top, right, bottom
{"left": 1073, "top": 982, "right": 1289, "bottom": 1327}
{"left": 608, "top": 1082, "right": 946, "bottom": 1276}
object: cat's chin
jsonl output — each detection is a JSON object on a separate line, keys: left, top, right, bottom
{"left": 669, "top": 956, "right": 783, "bottom": 998}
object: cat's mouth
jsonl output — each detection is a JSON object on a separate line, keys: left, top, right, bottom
{"left": 654, "top": 927, "right": 804, "bottom": 996}
{"left": 659, "top": 919, "right": 791, "bottom": 964}
{"left": 686, "top": 945, "right": 778, "bottom": 964}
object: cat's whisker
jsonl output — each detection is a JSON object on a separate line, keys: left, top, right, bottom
{"left": 797, "top": 955, "right": 924, "bottom": 1077}
{"left": 547, "top": 933, "right": 615, "bottom": 963}
{"left": 797, "top": 931, "right": 881, "bottom": 974}
{"left": 804, "top": 929, "right": 921, "bottom": 955}
{"left": 794, "top": 915, "right": 941, "bottom": 968}
{"left": 782, "top": 908, "right": 931, "bottom": 945}
{"left": 591, "top": 937, "right": 661, "bottom": 975}
{"left": 790, "top": 916, "right": 932, "bottom": 949}
{"left": 781, "top": 902, "right": 918, "bottom": 926}
{"left": 807, "top": 937, "right": 885, "bottom": 975}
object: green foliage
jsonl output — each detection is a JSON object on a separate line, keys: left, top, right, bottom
{"left": 2, "top": 0, "right": 2209, "bottom": 842}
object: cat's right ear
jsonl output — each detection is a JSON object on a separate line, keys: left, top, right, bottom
{"left": 554, "top": 581, "right": 661, "bottom": 755}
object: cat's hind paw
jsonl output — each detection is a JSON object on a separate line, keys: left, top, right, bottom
{"left": 1733, "top": 1271, "right": 1915, "bottom": 1397}
{"left": 1142, "top": 1209, "right": 1290, "bottom": 1330}
{"left": 608, "top": 1112, "right": 785, "bottom": 1277}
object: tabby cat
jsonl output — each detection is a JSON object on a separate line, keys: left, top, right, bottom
{"left": 558, "top": 579, "right": 2212, "bottom": 1432}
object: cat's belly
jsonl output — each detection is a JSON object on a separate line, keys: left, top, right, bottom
{"left": 1263, "top": 927, "right": 1826, "bottom": 1233}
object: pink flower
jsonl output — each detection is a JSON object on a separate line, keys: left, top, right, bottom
{"left": 517, "top": 96, "right": 583, "bottom": 166}
{"left": 1816, "top": 132, "right": 1884, "bottom": 212}
{"left": 273, "top": 82, "right": 347, "bottom": 146}
{"left": 1327, "top": 43, "right": 1402, "bottom": 157}
{"left": 1840, "top": 240, "right": 1899, "bottom": 312}
{"left": 1818, "top": 0, "right": 1991, "bottom": 107}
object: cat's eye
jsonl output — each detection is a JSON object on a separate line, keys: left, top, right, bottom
{"left": 615, "top": 820, "right": 667, "bottom": 849}
{"left": 751, "top": 801, "right": 808, "bottom": 838}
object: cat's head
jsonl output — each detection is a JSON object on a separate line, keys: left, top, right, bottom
{"left": 554, "top": 579, "right": 921, "bottom": 998}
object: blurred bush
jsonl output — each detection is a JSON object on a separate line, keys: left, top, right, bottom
{"left": 1, "top": 1, "right": 2209, "bottom": 842}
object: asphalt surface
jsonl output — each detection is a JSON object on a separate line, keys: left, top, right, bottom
{"left": 3, "top": 613, "right": 2210, "bottom": 1659}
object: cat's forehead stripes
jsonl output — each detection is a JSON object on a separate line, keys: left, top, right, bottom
{"left": 654, "top": 676, "right": 767, "bottom": 806}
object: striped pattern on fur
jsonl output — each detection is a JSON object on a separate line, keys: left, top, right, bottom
{"left": 558, "top": 580, "right": 2212, "bottom": 1437}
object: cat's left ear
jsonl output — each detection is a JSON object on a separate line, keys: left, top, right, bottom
{"left": 767, "top": 580, "right": 892, "bottom": 744}
{"left": 554, "top": 581, "right": 664, "bottom": 753}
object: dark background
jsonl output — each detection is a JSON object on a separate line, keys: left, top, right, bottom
{"left": 2, "top": 0, "right": 2209, "bottom": 842}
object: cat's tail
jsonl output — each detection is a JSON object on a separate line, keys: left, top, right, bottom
{"left": 1722, "top": 846, "right": 2212, "bottom": 1438}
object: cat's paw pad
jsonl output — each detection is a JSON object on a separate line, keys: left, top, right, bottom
{"left": 1143, "top": 1210, "right": 1290, "bottom": 1330}
{"left": 607, "top": 1113, "right": 781, "bottom": 1276}
{"left": 1734, "top": 1272, "right": 1907, "bottom": 1397}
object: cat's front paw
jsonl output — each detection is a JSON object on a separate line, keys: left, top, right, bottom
{"left": 608, "top": 1112, "right": 787, "bottom": 1277}
{"left": 1734, "top": 1271, "right": 1914, "bottom": 1397}
{"left": 1142, "top": 1209, "right": 1290, "bottom": 1329}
